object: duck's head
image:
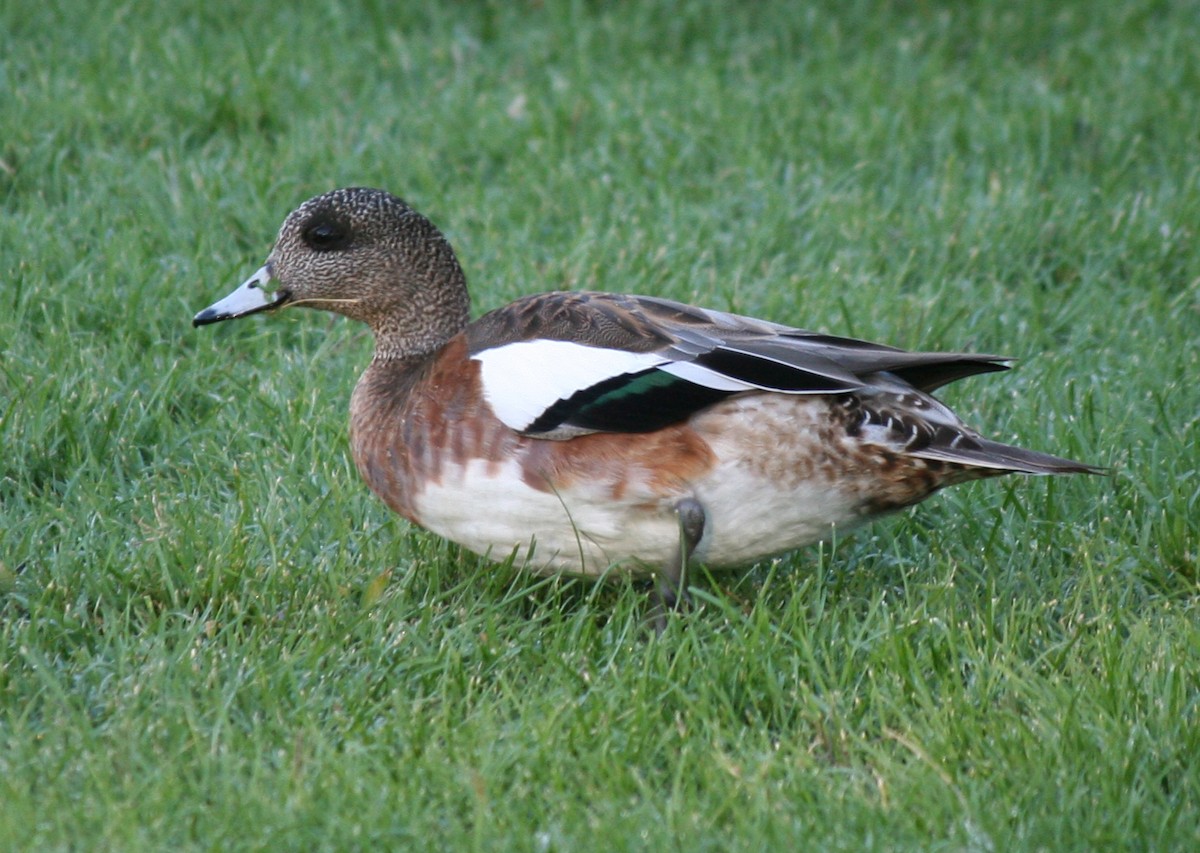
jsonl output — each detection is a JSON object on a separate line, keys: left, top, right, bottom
{"left": 194, "top": 187, "right": 470, "bottom": 358}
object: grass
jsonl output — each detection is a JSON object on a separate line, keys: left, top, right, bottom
{"left": 2, "top": 0, "right": 1198, "bottom": 848}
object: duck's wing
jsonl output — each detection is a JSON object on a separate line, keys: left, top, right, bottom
{"left": 466, "top": 291, "right": 1011, "bottom": 438}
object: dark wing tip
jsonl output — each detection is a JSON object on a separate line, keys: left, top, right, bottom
{"left": 888, "top": 356, "right": 1012, "bottom": 392}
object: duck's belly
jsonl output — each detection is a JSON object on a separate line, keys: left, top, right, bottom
{"left": 406, "top": 394, "right": 923, "bottom": 577}
{"left": 412, "top": 457, "right": 683, "bottom": 577}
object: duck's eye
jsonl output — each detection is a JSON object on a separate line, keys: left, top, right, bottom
{"left": 302, "top": 221, "right": 349, "bottom": 251}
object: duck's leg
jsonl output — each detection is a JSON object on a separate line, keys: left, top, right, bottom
{"left": 649, "top": 497, "right": 707, "bottom": 632}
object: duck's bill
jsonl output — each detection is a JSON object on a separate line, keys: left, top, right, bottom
{"left": 193, "top": 265, "right": 290, "bottom": 327}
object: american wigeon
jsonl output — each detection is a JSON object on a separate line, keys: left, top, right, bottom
{"left": 195, "top": 187, "right": 1099, "bottom": 621}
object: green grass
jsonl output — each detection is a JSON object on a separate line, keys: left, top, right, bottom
{"left": 2, "top": 0, "right": 1198, "bottom": 849}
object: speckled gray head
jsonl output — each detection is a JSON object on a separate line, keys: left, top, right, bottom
{"left": 193, "top": 188, "right": 469, "bottom": 352}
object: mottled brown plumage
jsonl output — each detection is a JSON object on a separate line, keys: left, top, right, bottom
{"left": 195, "top": 187, "right": 1101, "bottom": 619}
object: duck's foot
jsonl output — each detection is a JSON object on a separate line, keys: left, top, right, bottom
{"left": 648, "top": 497, "right": 706, "bottom": 633}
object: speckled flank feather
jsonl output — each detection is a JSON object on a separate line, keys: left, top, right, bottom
{"left": 195, "top": 186, "right": 1101, "bottom": 585}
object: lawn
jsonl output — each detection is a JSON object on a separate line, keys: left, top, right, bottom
{"left": 2, "top": 0, "right": 1198, "bottom": 849}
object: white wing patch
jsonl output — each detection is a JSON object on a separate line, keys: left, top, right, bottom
{"left": 473, "top": 340, "right": 666, "bottom": 431}
{"left": 473, "top": 339, "right": 802, "bottom": 433}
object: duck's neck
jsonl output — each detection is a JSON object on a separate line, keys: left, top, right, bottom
{"left": 371, "top": 327, "right": 460, "bottom": 362}
{"left": 369, "top": 245, "right": 471, "bottom": 361}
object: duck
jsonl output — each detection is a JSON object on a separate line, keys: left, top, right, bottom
{"left": 194, "top": 187, "right": 1100, "bottom": 621}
